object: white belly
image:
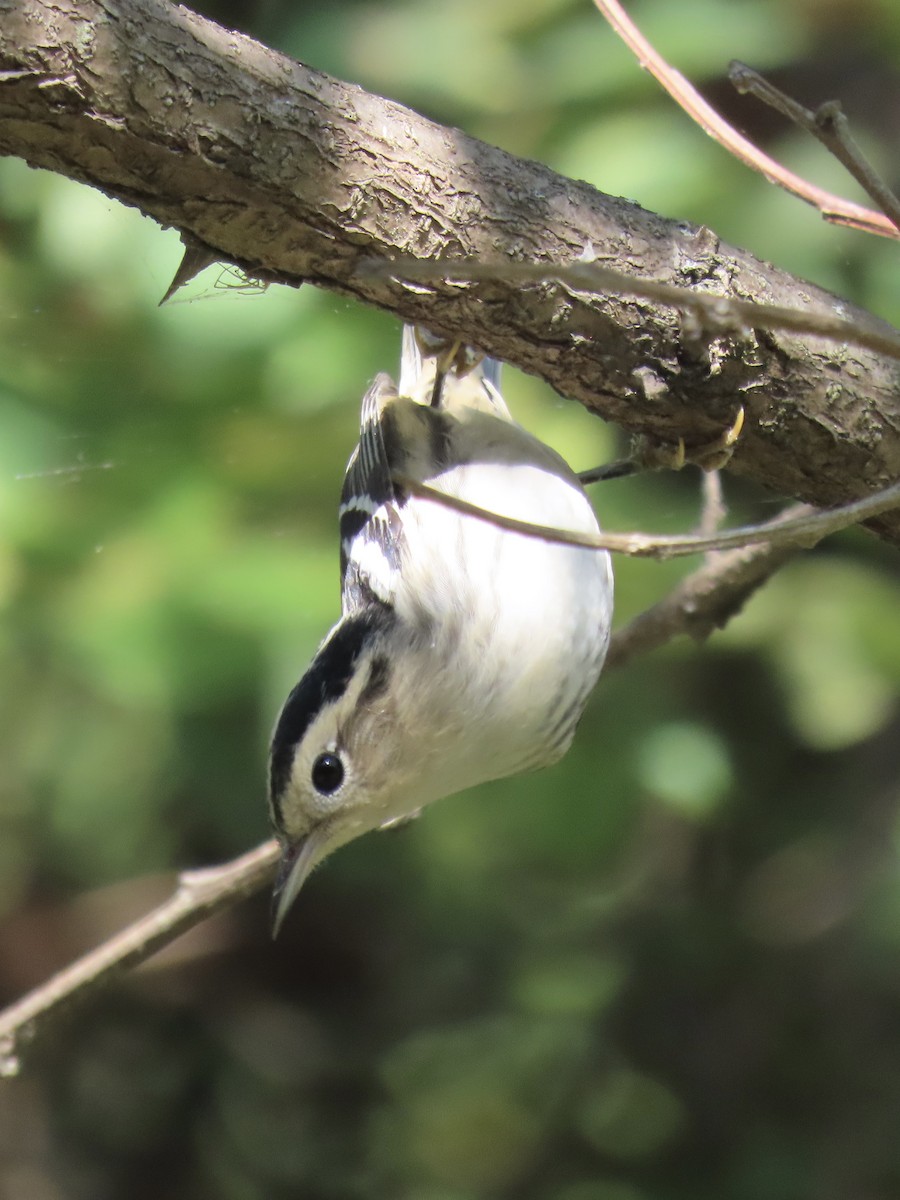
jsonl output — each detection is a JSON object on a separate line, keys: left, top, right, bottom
{"left": 396, "top": 456, "right": 613, "bottom": 795}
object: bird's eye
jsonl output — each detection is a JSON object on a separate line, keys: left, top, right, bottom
{"left": 311, "top": 752, "right": 345, "bottom": 795}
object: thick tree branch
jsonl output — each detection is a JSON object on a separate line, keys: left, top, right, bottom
{"left": 1, "top": 0, "right": 899, "bottom": 540}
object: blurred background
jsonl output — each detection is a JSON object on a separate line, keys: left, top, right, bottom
{"left": 1, "top": 0, "right": 900, "bottom": 1197}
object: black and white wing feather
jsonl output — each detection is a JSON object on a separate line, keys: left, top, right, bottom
{"left": 338, "top": 325, "right": 505, "bottom": 616}
{"left": 339, "top": 372, "right": 404, "bottom": 615}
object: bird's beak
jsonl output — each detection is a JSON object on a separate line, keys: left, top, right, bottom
{"left": 271, "top": 827, "right": 328, "bottom": 938}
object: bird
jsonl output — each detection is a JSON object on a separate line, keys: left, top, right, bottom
{"left": 268, "top": 324, "right": 614, "bottom": 933}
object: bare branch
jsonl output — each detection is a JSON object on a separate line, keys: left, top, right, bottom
{"left": 591, "top": 0, "right": 898, "bottom": 239}
{"left": 729, "top": 63, "right": 900, "bottom": 234}
{"left": 395, "top": 476, "right": 900, "bottom": 558}
{"left": 0, "top": 841, "right": 280, "bottom": 1076}
{"left": 2, "top": 0, "right": 900, "bottom": 539}
{"left": 697, "top": 470, "right": 727, "bottom": 541}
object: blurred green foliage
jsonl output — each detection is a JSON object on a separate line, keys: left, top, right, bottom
{"left": 1, "top": 1, "right": 900, "bottom": 1197}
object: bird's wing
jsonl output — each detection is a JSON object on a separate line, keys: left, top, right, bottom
{"left": 339, "top": 372, "right": 405, "bottom": 614}
{"left": 338, "top": 325, "right": 507, "bottom": 615}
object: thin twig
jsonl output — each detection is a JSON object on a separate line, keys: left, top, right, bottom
{"left": 0, "top": 841, "right": 280, "bottom": 1076}
{"left": 395, "top": 475, "right": 900, "bottom": 559}
{"left": 729, "top": 62, "right": 900, "bottom": 234}
{"left": 591, "top": 0, "right": 898, "bottom": 239}
{"left": 698, "top": 470, "right": 727, "bottom": 543}
{"left": 366, "top": 256, "right": 900, "bottom": 363}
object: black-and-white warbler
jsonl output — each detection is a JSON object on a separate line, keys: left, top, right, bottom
{"left": 269, "top": 325, "right": 614, "bottom": 931}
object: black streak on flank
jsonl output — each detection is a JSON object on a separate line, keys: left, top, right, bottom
{"left": 268, "top": 604, "right": 393, "bottom": 831}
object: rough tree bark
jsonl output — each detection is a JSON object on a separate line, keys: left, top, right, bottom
{"left": 1, "top": 0, "right": 898, "bottom": 538}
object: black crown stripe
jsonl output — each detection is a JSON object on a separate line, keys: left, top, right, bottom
{"left": 268, "top": 604, "right": 393, "bottom": 829}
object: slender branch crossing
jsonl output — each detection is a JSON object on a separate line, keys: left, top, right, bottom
{"left": 395, "top": 477, "right": 900, "bottom": 558}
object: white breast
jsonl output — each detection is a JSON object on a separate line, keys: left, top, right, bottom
{"left": 395, "top": 446, "right": 613, "bottom": 796}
